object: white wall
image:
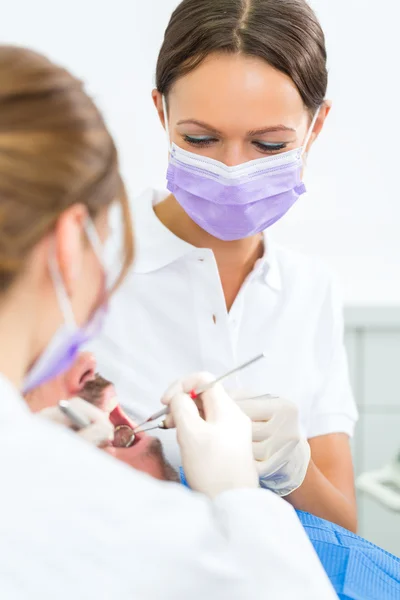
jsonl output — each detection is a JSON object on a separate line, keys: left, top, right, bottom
{"left": 344, "top": 308, "right": 400, "bottom": 556}
{"left": 2, "top": 0, "right": 400, "bottom": 305}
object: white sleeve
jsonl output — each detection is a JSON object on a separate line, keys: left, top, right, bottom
{"left": 2, "top": 416, "right": 336, "bottom": 600}
{"left": 308, "top": 275, "right": 358, "bottom": 439}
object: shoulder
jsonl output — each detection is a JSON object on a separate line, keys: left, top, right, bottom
{"left": 269, "top": 242, "right": 345, "bottom": 342}
{"left": 272, "top": 242, "right": 342, "bottom": 307}
{"left": 273, "top": 242, "right": 334, "bottom": 289}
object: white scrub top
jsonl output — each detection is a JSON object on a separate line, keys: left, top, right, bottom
{"left": 91, "top": 188, "right": 358, "bottom": 468}
{"left": 0, "top": 372, "right": 336, "bottom": 599}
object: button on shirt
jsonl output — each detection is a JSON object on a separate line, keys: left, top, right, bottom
{"left": 91, "top": 188, "right": 358, "bottom": 468}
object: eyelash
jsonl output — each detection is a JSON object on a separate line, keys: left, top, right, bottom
{"left": 253, "top": 141, "right": 287, "bottom": 154}
{"left": 183, "top": 135, "right": 215, "bottom": 147}
{"left": 183, "top": 135, "right": 287, "bottom": 154}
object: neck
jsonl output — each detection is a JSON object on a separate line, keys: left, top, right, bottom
{"left": 0, "top": 286, "right": 36, "bottom": 389}
{"left": 154, "top": 194, "right": 264, "bottom": 310}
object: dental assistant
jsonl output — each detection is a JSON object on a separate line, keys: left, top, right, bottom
{"left": 0, "top": 45, "right": 336, "bottom": 599}
{"left": 92, "top": 0, "right": 358, "bottom": 531}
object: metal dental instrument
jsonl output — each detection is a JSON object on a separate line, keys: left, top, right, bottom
{"left": 133, "top": 352, "right": 266, "bottom": 434}
{"left": 133, "top": 422, "right": 168, "bottom": 434}
{"left": 58, "top": 400, "right": 91, "bottom": 430}
{"left": 113, "top": 425, "right": 137, "bottom": 448}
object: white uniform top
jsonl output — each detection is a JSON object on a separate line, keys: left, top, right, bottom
{"left": 0, "top": 373, "right": 336, "bottom": 600}
{"left": 91, "top": 188, "right": 358, "bottom": 468}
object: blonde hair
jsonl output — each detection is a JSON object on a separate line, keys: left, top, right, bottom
{"left": 0, "top": 45, "right": 134, "bottom": 292}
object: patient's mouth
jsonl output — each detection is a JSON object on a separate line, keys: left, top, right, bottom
{"left": 113, "top": 425, "right": 136, "bottom": 448}
{"left": 109, "top": 405, "right": 136, "bottom": 429}
{"left": 109, "top": 405, "right": 146, "bottom": 448}
{"left": 79, "top": 375, "right": 147, "bottom": 448}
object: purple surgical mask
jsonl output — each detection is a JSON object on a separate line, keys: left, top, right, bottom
{"left": 163, "top": 96, "right": 319, "bottom": 241}
{"left": 22, "top": 219, "right": 107, "bottom": 394}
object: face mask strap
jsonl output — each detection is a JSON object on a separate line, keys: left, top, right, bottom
{"left": 49, "top": 218, "right": 106, "bottom": 327}
{"left": 84, "top": 217, "right": 104, "bottom": 264}
{"left": 301, "top": 106, "right": 321, "bottom": 156}
{"left": 84, "top": 217, "right": 111, "bottom": 300}
{"left": 48, "top": 247, "right": 76, "bottom": 327}
{"left": 162, "top": 95, "right": 171, "bottom": 150}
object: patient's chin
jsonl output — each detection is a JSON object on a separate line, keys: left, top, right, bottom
{"left": 145, "top": 438, "right": 180, "bottom": 483}
{"left": 108, "top": 438, "right": 179, "bottom": 483}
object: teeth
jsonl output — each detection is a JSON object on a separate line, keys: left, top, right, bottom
{"left": 113, "top": 425, "right": 136, "bottom": 448}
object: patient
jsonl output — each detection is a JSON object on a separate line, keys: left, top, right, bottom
{"left": 25, "top": 353, "right": 179, "bottom": 483}
{"left": 80, "top": 373, "right": 179, "bottom": 482}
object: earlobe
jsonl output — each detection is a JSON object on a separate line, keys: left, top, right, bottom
{"left": 306, "top": 102, "right": 331, "bottom": 152}
{"left": 316, "top": 100, "right": 331, "bottom": 134}
{"left": 323, "top": 99, "right": 332, "bottom": 118}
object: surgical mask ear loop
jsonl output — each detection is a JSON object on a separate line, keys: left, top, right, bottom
{"left": 162, "top": 95, "right": 172, "bottom": 151}
{"left": 48, "top": 248, "right": 76, "bottom": 328}
{"left": 84, "top": 217, "right": 112, "bottom": 297}
{"left": 48, "top": 218, "right": 106, "bottom": 328}
{"left": 84, "top": 218, "right": 104, "bottom": 265}
{"left": 301, "top": 107, "right": 321, "bottom": 157}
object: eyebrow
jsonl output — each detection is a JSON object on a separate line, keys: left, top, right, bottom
{"left": 176, "top": 119, "right": 296, "bottom": 136}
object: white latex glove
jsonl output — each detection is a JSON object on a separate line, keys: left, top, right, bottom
{"left": 162, "top": 372, "right": 259, "bottom": 498}
{"left": 38, "top": 397, "right": 114, "bottom": 447}
{"left": 233, "top": 392, "right": 311, "bottom": 496}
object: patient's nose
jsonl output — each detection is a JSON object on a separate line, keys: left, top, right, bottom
{"left": 65, "top": 352, "right": 96, "bottom": 395}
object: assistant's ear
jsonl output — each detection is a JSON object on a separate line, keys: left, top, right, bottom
{"left": 54, "top": 204, "right": 88, "bottom": 297}
{"left": 305, "top": 100, "right": 332, "bottom": 153}
{"left": 152, "top": 89, "right": 166, "bottom": 129}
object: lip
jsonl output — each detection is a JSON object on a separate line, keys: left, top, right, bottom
{"left": 109, "top": 405, "right": 136, "bottom": 429}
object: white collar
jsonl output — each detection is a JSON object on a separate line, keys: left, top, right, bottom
{"left": 260, "top": 236, "right": 282, "bottom": 292}
{"left": 132, "top": 189, "right": 194, "bottom": 273}
{"left": 132, "top": 188, "right": 282, "bottom": 292}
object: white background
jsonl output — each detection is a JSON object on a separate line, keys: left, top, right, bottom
{"left": 1, "top": 0, "right": 400, "bottom": 305}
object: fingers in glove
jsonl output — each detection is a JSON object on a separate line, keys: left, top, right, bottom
{"left": 169, "top": 391, "right": 205, "bottom": 433}
{"left": 252, "top": 438, "right": 273, "bottom": 462}
{"left": 199, "top": 382, "right": 241, "bottom": 423}
{"left": 78, "top": 421, "right": 114, "bottom": 447}
{"left": 234, "top": 395, "right": 281, "bottom": 420}
{"left": 252, "top": 437, "right": 301, "bottom": 462}
{"left": 163, "top": 412, "right": 175, "bottom": 429}
{"left": 39, "top": 406, "right": 70, "bottom": 426}
{"left": 251, "top": 420, "right": 271, "bottom": 442}
{"left": 67, "top": 397, "right": 108, "bottom": 422}
{"left": 39, "top": 398, "right": 113, "bottom": 446}
{"left": 161, "top": 372, "right": 215, "bottom": 406}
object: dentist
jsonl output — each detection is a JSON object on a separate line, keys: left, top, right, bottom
{"left": 92, "top": 0, "right": 358, "bottom": 531}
